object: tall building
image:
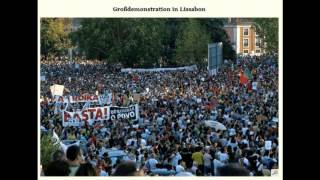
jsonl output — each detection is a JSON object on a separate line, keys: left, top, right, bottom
{"left": 224, "top": 18, "right": 263, "bottom": 56}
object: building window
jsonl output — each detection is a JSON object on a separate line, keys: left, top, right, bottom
{"left": 255, "top": 38, "right": 260, "bottom": 47}
{"left": 256, "top": 49, "right": 261, "bottom": 53}
{"left": 244, "top": 50, "right": 249, "bottom": 54}
{"left": 243, "top": 28, "right": 249, "bottom": 36}
{"left": 244, "top": 39, "right": 249, "bottom": 47}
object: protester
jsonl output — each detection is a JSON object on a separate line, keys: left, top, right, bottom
{"left": 44, "top": 160, "right": 70, "bottom": 176}
{"left": 218, "top": 163, "right": 250, "bottom": 176}
{"left": 41, "top": 54, "right": 279, "bottom": 176}
{"left": 75, "top": 162, "right": 97, "bottom": 176}
{"left": 51, "top": 150, "right": 66, "bottom": 161}
{"left": 66, "top": 145, "right": 83, "bottom": 176}
{"left": 113, "top": 161, "right": 139, "bottom": 176}
{"left": 203, "top": 148, "right": 213, "bottom": 175}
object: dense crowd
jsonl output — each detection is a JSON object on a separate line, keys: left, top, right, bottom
{"left": 40, "top": 54, "right": 279, "bottom": 176}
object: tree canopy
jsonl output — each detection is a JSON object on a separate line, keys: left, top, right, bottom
{"left": 253, "top": 18, "right": 278, "bottom": 54}
{"left": 42, "top": 18, "right": 237, "bottom": 67}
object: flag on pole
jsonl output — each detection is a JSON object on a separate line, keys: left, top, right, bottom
{"left": 244, "top": 68, "right": 253, "bottom": 80}
{"left": 240, "top": 72, "right": 248, "bottom": 85}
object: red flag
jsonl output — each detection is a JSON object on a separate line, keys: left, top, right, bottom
{"left": 240, "top": 72, "right": 248, "bottom": 85}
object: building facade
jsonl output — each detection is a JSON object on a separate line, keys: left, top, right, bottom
{"left": 224, "top": 18, "right": 263, "bottom": 56}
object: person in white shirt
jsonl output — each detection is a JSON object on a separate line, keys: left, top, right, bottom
{"left": 191, "top": 161, "right": 198, "bottom": 174}
{"left": 157, "top": 116, "right": 163, "bottom": 126}
{"left": 138, "top": 138, "right": 147, "bottom": 149}
{"left": 175, "top": 160, "right": 185, "bottom": 173}
{"left": 172, "top": 150, "right": 182, "bottom": 167}
{"left": 213, "top": 158, "right": 224, "bottom": 176}
{"left": 219, "top": 148, "right": 229, "bottom": 163}
{"left": 145, "top": 154, "right": 158, "bottom": 171}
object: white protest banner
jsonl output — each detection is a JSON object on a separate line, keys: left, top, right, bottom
{"left": 252, "top": 82, "right": 258, "bottom": 90}
{"left": 60, "top": 140, "right": 80, "bottom": 153}
{"left": 204, "top": 120, "right": 227, "bottom": 131}
{"left": 63, "top": 104, "right": 139, "bottom": 127}
{"left": 62, "top": 106, "right": 110, "bottom": 127}
{"left": 62, "top": 111, "right": 83, "bottom": 127}
{"left": 50, "top": 84, "right": 64, "bottom": 96}
{"left": 54, "top": 96, "right": 69, "bottom": 103}
{"left": 54, "top": 96, "right": 69, "bottom": 114}
{"left": 109, "top": 104, "right": 139, "bottom": 121}
{"left": 265, "top": 140, "right": 272, "bottom": 150}
{"left": 98, "top": 94, "right": 109, "bottom": 106}
{"left": 69, "top": 94, "right": 100, "bottom": 103}
{"left": 121, "top": 65, "right": 197, "bottom": 73}
{"left": 52, "top": 130, "right": 60, "bottom": 145}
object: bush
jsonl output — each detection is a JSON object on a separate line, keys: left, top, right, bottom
{"left": 40, "top": 132, "right": 60, "bottom": 169}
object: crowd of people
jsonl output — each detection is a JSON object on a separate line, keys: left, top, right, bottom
{"left": 40, "top": 54, "right": 279, "bottom": 176}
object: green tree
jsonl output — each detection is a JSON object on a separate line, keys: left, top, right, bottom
{"left": 253, "top": 18, "right": 278, "bottom": 53}
{"left": 199, "top": 18, "right": 236, "bottom": 60}
{"left": 40, "top": 132, "right": 60, "bottom": 169}
{"left": 175, "top": 19, "right": 210, "bottom": 66}
{"left": 70, "top": 18, "right": 236, "bottom": 66}
{"left": 161, "top": 19, "right": 187, "bottom": 66}
{"left": 71, "top": 18, "right": 166, "bottom": 67}
{"left": 41, "top": 18, "right": 72, "bottom": 58}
